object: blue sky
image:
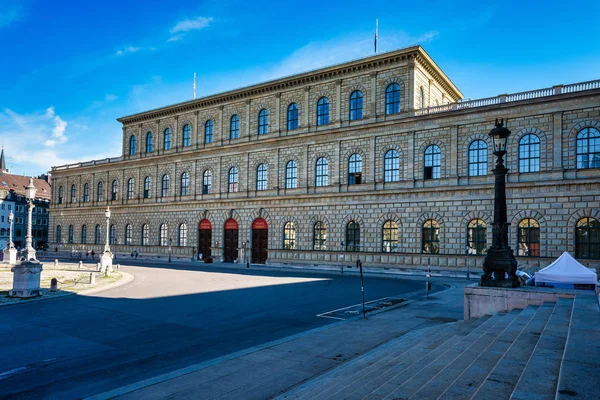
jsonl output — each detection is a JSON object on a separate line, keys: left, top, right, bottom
{"left": 1, "top": 0, "right": 599, "bottom": 176}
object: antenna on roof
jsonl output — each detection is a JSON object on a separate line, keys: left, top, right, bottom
{"left": 374, "top": 19, "right": 378, "bottom": 54}
{"left": 193, "top": 72, "right": 197, "bottom": 100}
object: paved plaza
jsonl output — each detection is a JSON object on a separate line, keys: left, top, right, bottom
{"left": 0, "top": 261, "right": 437, "bottom": 399}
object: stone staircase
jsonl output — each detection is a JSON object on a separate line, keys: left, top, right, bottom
{"left": 277, "top": 293, "right": 600, "bottom": 400}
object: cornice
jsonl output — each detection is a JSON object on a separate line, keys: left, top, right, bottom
{"left": 117, "top": 46, "right": 424, "bottom": 125}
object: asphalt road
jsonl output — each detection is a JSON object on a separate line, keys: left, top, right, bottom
{"left": 0, "top": 261, "right": 427, "bottom": 399}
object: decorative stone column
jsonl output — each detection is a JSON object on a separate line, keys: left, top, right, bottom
{"left": 100, "top": 206, "right": 113, "bottom": 275}
{"left": 9, "top": 178, "right": 43, "bottom": 298}
{"left": 3, "top": 211, "right": 17, "bottom": 264}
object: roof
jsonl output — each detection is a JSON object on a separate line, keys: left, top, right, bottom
{"left": 536, "top": 251, "right": 598, "bottom": 285}
{"left": 0, "top": 172, "right": 51, "bottom": 200}
{"left": 116, "top": 46, "right": 464, "bottom": 125}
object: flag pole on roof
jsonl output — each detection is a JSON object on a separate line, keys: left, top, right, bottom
{"left": 193, "top": 72, "right": 197, "bottom": 100}
{"left": 374, "top": 19, "right": 378, "bottom": 54}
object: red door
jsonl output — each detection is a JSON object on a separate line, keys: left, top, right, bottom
{"left": 198, "top": 219, "right": 212, "bottom": 260}
{"left": 224, "top": 218, "right": 238, "bottom": 263}
{"left": 252, "top": 218, "right": 268, "bottom": 264}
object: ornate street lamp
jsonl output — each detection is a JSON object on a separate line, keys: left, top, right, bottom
{"left": 3, "top": 211, "right": 17, "bottom": 264}
{"left": 9, "top": 178, "right": 43, "bottom": 298}
{"left": 100, "top": 206, "right": 113, "bottom": 274}
{"left": 480, "top": 119, "right": 519, "bottom": 288}
{"left": 168, "top": 238, "right": 172, "bottom": 263}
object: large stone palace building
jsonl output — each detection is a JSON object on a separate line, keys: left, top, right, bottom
{"left": 49, "top": 46, "right": 600, "bottom": 271}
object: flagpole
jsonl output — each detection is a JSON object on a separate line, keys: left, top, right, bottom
{"left": 193, "top": 72, "right": 197, "bottom": 100}
{"left": 375, "top": 19, "right": 378, "bottom": 54}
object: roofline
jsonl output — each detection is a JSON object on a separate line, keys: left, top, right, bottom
{"left": 117, "top": 46, "right": 462, "bottom": 125}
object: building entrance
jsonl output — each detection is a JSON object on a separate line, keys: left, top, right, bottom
{"left": 198, "top": 219, "right": 212, "bottom": 260}
{"left": 223, "top": 218, "right": 238, "bottom": 263}
{"left": 251, "top": 218, "right": 268, "bottom": 264}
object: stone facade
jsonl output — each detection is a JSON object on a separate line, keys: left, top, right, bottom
{"left": 49, "top": 46, "right": 600, "bottom": 271}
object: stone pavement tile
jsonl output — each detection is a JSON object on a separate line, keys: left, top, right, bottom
{"left": 286, "top": 355, "right": 342, "bottom": 375}
{"left": 225, "top": 368, "right": 315, "bottom": 400}
{"left": 556, "top": 359, "right": 600, "bottom": 400}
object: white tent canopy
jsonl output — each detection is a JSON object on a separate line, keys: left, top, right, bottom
{"left": 536, "top": 251, "right": 598, "bottom": 285}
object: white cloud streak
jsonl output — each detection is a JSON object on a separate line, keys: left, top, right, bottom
{"left": 44, "top": 107, "right": 68, "bottom": 147}
{"left": 115, "top": 46, "right": 140, "bottom": 56}
{"left": 170, "top": 16, "right": 213, "bottom": 33}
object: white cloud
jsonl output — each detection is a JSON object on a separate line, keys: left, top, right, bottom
{"left": 104, "top": 94, "right": 118, "bottom": 102}
{"left": 0, "top": 108, "right": 118, "bottom": 175}
{"left": 170, "top": 16, "right": 213, "bottom": 34}
{"left": 260, "top": 30, "right": 439, "bottom": 82}
{"left": 167, "top": 35, "right": 183, "bottom": 43}
{"left": 43, "top": 107, "right": 68, "bottom": 147}
{"left": 115, "top": 46, "right": 140, "bottom": 56}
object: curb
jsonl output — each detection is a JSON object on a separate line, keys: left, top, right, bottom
{"left": 0, "top": 270, "right": 134, "bottom": 308}
{"left": 84, "top": 283, "right": 456, "bottom": 400}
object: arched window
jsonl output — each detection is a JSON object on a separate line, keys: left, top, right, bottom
{"left": 109, "top": 224, "right": 117, "bottom": 245}
{"left": 81, "top": 225, "right": 87, "bottom": 244}
{"left": 348, "top": 153, "right": 363, "bottom": 185}
{"left": 317, "top": 97, "right": 329, "bottom": 126}
{"left": 349, "top": 90, "right": 363, "bottom": 121}
{"left": 256, "top": 164, "right": 267, "bottom": 191}
{"left": 420, "top": 86, "right": 425, "bottom": 108}
{"left": 70, "top": 184, "right": 76, "bottom": 203}
{"left": 182, "top": 124, "right": 191, "bottom": 147}
{"left": 94, "top": 225, "right": 101, "bottom": 245}
{"left": 382, "top": 220, "right": 398, "bottom": 252}
{"left": 143, "top": 176, "right": 151, "bottom": 199}
{"left": 146, "top": 132, "right": 153, "bottom": 153}
{"left": 230, "top": 115, "right": 240, "bottom": 140}
{"left": 127, "top": 178, "right": 135, "bottom": 200}
{"left": 519, "top": 134, "right": 540, "bottom": 173}
{"left": 517, "top": 218, "right": 540, "bottom": 257}
{"left": 125, "top": 224, "right": 132, "bottom": 245}
{"left": 180, "top": 172, "right": 190, "bottom": 196}
{"left": 258, "top": 109, "right": 269, "bottom": 135}
{"left": 204, "top": 120, "right": 213, "bottom": 144}
{"left": 422, "top": 220, "right": 440, "bottom": 254}
{"left": 467, "top": 219, "right": 487, "bottom": 255}
{"left": 384, "top": 150, "right": 400, "bottom": 182}
{"left": 313, "top": 221, "right": 327, "bottom": 250}
{"left": 285, "top": 160, "right": 298, "bottom": 189}
{"left": 178, "top": 223, "right": 188, "bottom": 246}
{"left": 129, "top": 135, "right": 137, "bottom": 156}
{"left": 385, "top": 83, "right": 401, "bottom": 115}
{"left": 58, "top": 186, "right": 64, "bottom": 204}
{"left": 283, "top": 222, "right": 296, "bottom": 250}
{"left": 159, "top": 224, "right": 168, "bottom": 246}
{"left": 576, "top": 127, "right": 600, "bottom": 169}
{"left": 141, "top": 224, "right": 149, "bottom": 246}
{"left": 56, "top": 225, "right": 62, "bottom": 244}
{"left": 228, "top": 167, "right": 239, "bottom": 193}
{"left": 111, "top": 180, "right": 119, "bottom": 201}
{"left": 68, "top": 225, "right": 74, "bottom": 244}
{"left": 161, "top": 175, "right": 170, "bottom": 197}
{"left": 163, "top": 128, "right": 172, "bottom": 150}
{"left": 83, "top": 183, "right": 89, "bottom": 202}
{"left": 97, "top": 182, "right": 103, "bottom": 202}
{"left": 468, "top": 140, "right": 488, "bottom": 177}
{"left": 202, "top": 170, "right": 212, "bottom": 194}
{"left": 424, "top": 145, "right": 441, "bottom": 180}
{"left": 287, "top": 103, "right": 298, "bottom": 131}
{"left": 346, "top": 221, "right": 360, "bottom": 252}
{"left": 315, "top": 157, "right": 329, "bottom": 187}
{"left": 575, "top": 217, "right": 600, "bottom": 259}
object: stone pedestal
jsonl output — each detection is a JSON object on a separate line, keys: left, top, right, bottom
{"left": 9, "top": 260, "right": 43, "bottom": 298}
{"left": 3, "top": 247, "right": 17, "bottom": 265}
{"left": 100, "top": 251, "right": 114, "bottom": 275}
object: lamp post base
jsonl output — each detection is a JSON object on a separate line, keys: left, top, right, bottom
{"left": 100, "top": 251, "right": 114, "bottom": 276}
{"left": 480, "top": 247, "right": 520, "bottom": 288}
{"left": 3, "top": 247, "right": 17, "bottom": 265}
{"left": 9, "top": 259, "right": 43, "bottom": 298}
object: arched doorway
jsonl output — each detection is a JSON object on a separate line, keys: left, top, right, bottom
{"left": 223, "top": 218, "right": 239, "bottom": 263}
{"left": 198, "top": 219, "right": 212, "bottom": 260}
{"left": 252, "top": 218, "right": 268, "bottom": 264}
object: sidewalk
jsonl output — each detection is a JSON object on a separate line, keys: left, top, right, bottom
{"left": 89, "top": 277, "right": 472, "bottom": 400}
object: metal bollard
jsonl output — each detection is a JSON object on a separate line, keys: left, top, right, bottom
{"left": 79, "top": 261, "right": 83, "bottom": 269}
{"left": 54, "top": 259, "right": 59, "bottom": 267}
{"left": 89, "top": 272, "right": 96, "bottom": 285}
{"left": 50, "top": 278, "right": 58, "bottom": 292}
